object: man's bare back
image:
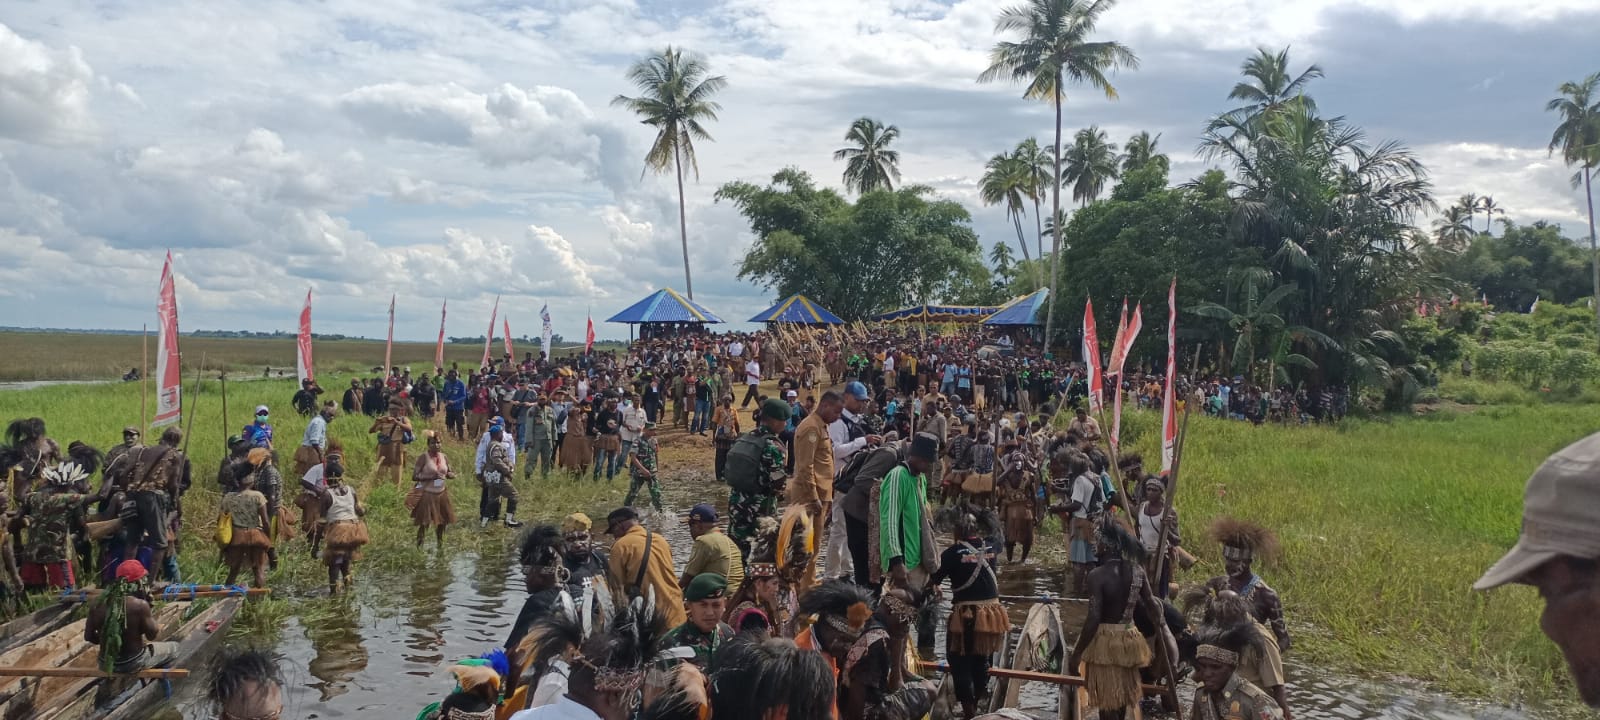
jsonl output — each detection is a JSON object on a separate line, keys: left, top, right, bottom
{"left": 85, "top": 594, "right": 158, "bottom": 666}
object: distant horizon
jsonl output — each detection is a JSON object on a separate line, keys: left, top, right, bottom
{"left": 0, "top": 326, "right": 633, "bottom": 345}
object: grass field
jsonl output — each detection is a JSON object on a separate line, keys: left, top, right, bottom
{"left": 0, "top": 331, "right": 627, "bottom": 382}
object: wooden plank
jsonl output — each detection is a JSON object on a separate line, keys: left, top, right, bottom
{"left": 0, "top": 620, "right": 91, "bottom": 705}
{"left": 916, "top": 661, "right": 1166, "bottom": 695}
{"left": 0, "top": 606, "right": 77, "bottom": 654}
{"left": 7, "top": 603, "right": 186, "bottom": 720}
{"left": 95, "top": 597, "right": 243, "bottom": 720}
{"left": 56, "top": 588, "right": 270, "bottom": 604}
{"left": 0, "top": 670, "right": 188, "bottom": 679}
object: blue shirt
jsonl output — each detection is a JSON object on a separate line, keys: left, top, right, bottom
{"left": 243, "top": 422, "right": 273, "bottom": 448}
{"left": 443, "top": 379, "right": 467, "bottom": 410}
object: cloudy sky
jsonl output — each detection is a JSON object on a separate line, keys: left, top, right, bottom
{"left": 0, "top": 0, "right": 1595, "bottom": 341}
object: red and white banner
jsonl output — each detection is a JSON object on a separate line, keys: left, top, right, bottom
{"left": 585, "top": 314, "right": 595, "bottom": 353}
{"left": 1082, "top": 298, "right": 1103, "bottom": 413}
{"left": 481, "top": 295, "right": 500, "bottom": 369}
{"left": 503, "top": 317, "right": 513, "bottom": 358}
{"left": 435, "top": 301, "right": 447, "bottom": 370}
{"left": 1161, "top": 278, "right": 1177, "bottom": 474}
{"left": 153, "top": 252, "right": 183, "bottom": 428}
{"left": 296, "top": 289, "right": 314, "bottom": 384}
{"left": 1110, "top": 302, "right": 1144, "bottom": 450}
{"left": 1107, "top": 299, "right": 1129, "bottom": 379}
{"left": 384, "top": 294, "right": 395, "bottom": 373}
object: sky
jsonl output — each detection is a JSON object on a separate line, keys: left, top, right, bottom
{"left": 0, "top": 0, "right": 1596, "bottom": 342}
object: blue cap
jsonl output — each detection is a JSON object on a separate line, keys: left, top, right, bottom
{"left": 844, "top": 381, "right": 870, "bottom": 400}
{"left": 686, "top": 503, "right": 718, "bottom": 523}
{"left": 489, "top": 424, "right": 504, "bottom": 433}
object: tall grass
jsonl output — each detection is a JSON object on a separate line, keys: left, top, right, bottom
{"left": 0, "top": 379, "right": 627, "bottom": 644}
{"left": 1109, "top": 404, "right": 1584, "bottom": 710}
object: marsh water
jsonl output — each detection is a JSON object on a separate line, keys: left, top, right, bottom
{"left": 154, "top": 473, "right": 1544, "bottom": 720}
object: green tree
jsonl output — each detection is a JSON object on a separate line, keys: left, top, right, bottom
{"left": 1016, "top": 138, "right": 1053, "bottom": 260}
{"left": 1433, "top": 205, "right": 1473, "bottom": 251}
{"left": 978, "top": 0, "right": 1138, "bottom": 348}
{"left": 612, "top": 47, "right": 727, "bottom": 300}
{"left": 1062, "top": 125, "right": 1120, "bottom": 206}
{"left": 1219, "top": 46, "right": 1323, "bottom": 126}
{"left": 832, "top": 117, "right": 902, "bottom": 194}
{"left": 719, "top": 168, "right": 984, "bottom": 319}
{"left": 1457, "top": 193, "right": 1480, "bottom": 233}
{"left": 1121, "top": 130, "right": 1166, "bottom": 175}
{"left": 1546, "top": 71, "right": 1600, "bottom": 348}
{"left": 1190, "top": 269, "right": 1333, "bottom": 382}
{"left": 1428, "top": 221, "right": 1593, "bottom": 311}
{"left": 989, "top": 242, "right": 1017, "bottom": 284}
{"left": 980, "top": 150, "right": 1036, "bottom": 287}
{"left": 1477, "top": 195, "right": 1503, "bottom": 234}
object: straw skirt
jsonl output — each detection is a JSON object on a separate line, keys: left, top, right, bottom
{"left": 1081, "top": 623, "right": 1151, "bottom": 711}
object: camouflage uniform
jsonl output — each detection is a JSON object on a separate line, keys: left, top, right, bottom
{"left": 727, "top": 426, "right": 788, "bottom": 554}
{"left": 624, "top": 435, "right": 662, "bottom": 512}
{"left": 661, "top": 621, "right": 734, "bottom": 671}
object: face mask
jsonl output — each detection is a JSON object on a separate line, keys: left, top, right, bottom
{"left": 256, "top": 414, "right": 269, "bottom": 422}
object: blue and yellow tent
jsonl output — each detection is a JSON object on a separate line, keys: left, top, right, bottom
{"left": 748, "top": 294, "right": 845, "bottom": 325}
{"left": 606, "top": 288, "right": 724, "bottom": 325}
{"left": 983, "top": 288, "right": 1050, "bottom": 326}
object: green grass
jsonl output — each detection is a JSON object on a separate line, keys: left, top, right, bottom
{"left": 0, "top": 379, "right": 628, "bottom": 646}
{"left": 1106, "top": 404, "right": 1584, "bottom": 713}
{"left": 0, "top": 331, "right": 627, "bottom": 381}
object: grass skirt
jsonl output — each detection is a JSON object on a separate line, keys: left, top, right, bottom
{"left": 410, "top": 489, "right": 456, "bottom": 527}
{"left": 947, "top": 599, "right": 1009, "bottom": 656}
{"left": 323, "top": 519, "right": 369, "bottom": 565}
{"left": 224, "top": 527, "right": 272, "bottom": 570}
{"left": 1001, "top": 494, "right": 1034, "bottom": 542}
{"left": 1081, "top": 623, "right": 1151, "bottom": 711}
{"left": 291, "top": 445, "right": 321, "bottom": 477}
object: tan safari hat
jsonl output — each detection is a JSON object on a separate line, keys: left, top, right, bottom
{"left": 1475, "top": 431, "right": 1600, "bottom": 590}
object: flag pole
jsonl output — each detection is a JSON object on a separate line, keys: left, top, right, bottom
{"left": 182, "top": 354, "right": 205, "bottom": 457}
{"left": 141, "top": 324, "right": 149, "bottom": 429}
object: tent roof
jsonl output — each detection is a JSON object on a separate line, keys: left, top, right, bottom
{"left": 871, "top": 303, "right": 1000, "bottom": 323}
{"left": 748, "top": 294, "right": 845, "bottom": 324}
{"left": 983, "top": 288, "right": 1051, "bottom": 326}
{"left": 605, "top": 288, "right": 724, "bottom": 324}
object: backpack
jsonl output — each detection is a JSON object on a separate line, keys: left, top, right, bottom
{"left": 723, "top": 431, "right": 771, "bottom": 496}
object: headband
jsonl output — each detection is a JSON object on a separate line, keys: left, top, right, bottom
{"left": 1222, "top": 545, "right": 1253, "bottom": 562}
{"left": 1196, "top": 644, "right": 1239, "bottom": 665}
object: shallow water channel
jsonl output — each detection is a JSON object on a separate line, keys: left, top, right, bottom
{"left": 159, "top": 482, "right": 1544, "bottom": 719}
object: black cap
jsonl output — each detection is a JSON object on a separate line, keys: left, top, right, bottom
{"left": 909, "top": 432, "right": 938, "bottom": 461}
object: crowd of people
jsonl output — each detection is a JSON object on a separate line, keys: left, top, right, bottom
{"left": 8, "top": 319, "right": 1597, "bottom": 719}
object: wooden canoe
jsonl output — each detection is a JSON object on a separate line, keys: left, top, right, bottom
{"left": 0, "top": 604, "right": 79, "bottom": 657}
{"left": 0, "top": 597, "right": 240, "bottom": 720}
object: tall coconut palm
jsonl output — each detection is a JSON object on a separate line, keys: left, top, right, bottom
{"left": 1477, "top": 195, "right": 1504, "bottom": 233}
{"left": 1224, "top": 46, "right": 1323, "bottom": 123}
{"left": 1432, "top": 205, "right": 1473, "bottom": 251}
{"left": 1062, "top": 126, "right": 1120, "bottom": 205}
{"left": 833, "top": 117, "right": 902, "bottom": 194}
{"left": 980, "top": 150, "right": 1037, "bottom": 289}
{"left": 1121, "top": 130, "right": 1164, "bottom": 174}
{"left": 978, "top": 0, "right": 1138, "bottom": 345}
{"left": 1457, "top": 192, "right": 1480, "bottom": 232}
{"left": 1547, "top": 71, "right": 1600, "bottom": 348}
{"left": 612, "top": 47, "right": 727, "bottom": 300}
{"left": 1015, "top": 138, "right": 1053, "bottom": 260}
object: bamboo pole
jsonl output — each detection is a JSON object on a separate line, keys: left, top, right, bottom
{"left": 140, "top": 324, "right": 149, "bottom": 430}
{"left": 0, "top": 667, "right": 190, "bottom": 679}
{"left": 57, "top": 587, "right": 272, "bottom": 603}
{"left": 181, "top": 353, "right": 205, "bottom": 456}
{"left": 915, "top": 661, "right": 1164, "bottom": 694}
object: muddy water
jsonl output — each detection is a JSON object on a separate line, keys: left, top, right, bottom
{"left": 153, "top": 468, "right": 1544, "bottom": 719}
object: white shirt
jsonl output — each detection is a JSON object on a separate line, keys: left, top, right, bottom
{"left": 301, "top": 464, "right": 327, "bottom": 491}
{"left": 883, "top": 355, "right": 895, "bottom": 373}
{"left": 508, "top": 695, "right": 600, "bottom": 720}
{"left": 745, "top": 360, "right": 761, "bottom": 385}
{"left": 829, "top": 409, "right": 870, "bottom": 476}
{"left": 728, "top": 341, "right": 744, "bottom": 358}
{"left": 475, "top": 433, "right": 518, "bottom": 474}
{"left": 525, "top": 659, "right": 570, "bottom": 710}
{"left": 619, "top": 405, "right": 645, "bottom": 442}
{"left": 1071, "top": 473, "right": 1098, "bottom": 519}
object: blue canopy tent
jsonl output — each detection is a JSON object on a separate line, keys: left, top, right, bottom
{"left": 983, "top": 288, "right": 1050, "bottom": 326}
{"left": 872, "top": 304, "right": 999, "bottom": 323}
{"left": 606, "top": 288, "right": 724, "bottom": 341}
{"left": 748, "top": 294, "right": 845, "bottom": 325}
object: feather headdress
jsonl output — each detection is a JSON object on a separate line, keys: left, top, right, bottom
{"left": 797, "top": 580, "right": 874, "bottom": 639}
{"left": 638, "top": 663, "right": 711, "bottom": 720}
{"left": 1208, "top": 517, "right": 1279, "bottom": 563}
{"left": 43, "top": 461, "right": 88, "bottom": 487}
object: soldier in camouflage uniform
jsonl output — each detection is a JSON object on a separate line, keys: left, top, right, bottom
{"left": 625, "top": 422, "right": 663, "bottom": 512}
{"left": 19, "top": 458, "right": 113, "bottom": 590}
{"left": 728, "top": 399, "right": 792, "bottom": 559}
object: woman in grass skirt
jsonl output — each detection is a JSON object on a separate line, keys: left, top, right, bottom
{"left": 221, "top": 463, "right": 271, "bottom": 588}
{"left": 296, "top": 442, "right": 343, "bottom": 559}
{"left": 318, "top": 461, "right": 368, "bottom": 594}
{"left": 410, "top": 430, "right": 456, "bottom": 549}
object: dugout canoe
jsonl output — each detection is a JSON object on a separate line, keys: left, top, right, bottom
{"left": 0, "top": 604, "right": 78, "bottom": 657}
{"left": 991, "top": 603, "right": 1067, "bottom": 714}
{"left": 0, "top": 597, "right": 240, "bottom": 720}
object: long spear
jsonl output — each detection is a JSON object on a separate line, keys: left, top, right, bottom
{"left": 140, "top": 324, "right": 149, "bottom": 430}
{"left": 181, "top": 354, "right": 205, "bottom": 456}
{"left": 1145, "top": 400, "right": 1192, "bottom": 719}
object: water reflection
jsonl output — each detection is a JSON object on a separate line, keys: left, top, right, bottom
{"left": 404, "top": 554, "right": 452, "bottom": 672}
{"left": 303, "top": 595, "right": 370, "bottom": 703}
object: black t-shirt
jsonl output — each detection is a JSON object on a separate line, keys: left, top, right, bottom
{"left": 695, "top": 380, "right": 712, "bottom": 403}
{"left": 932, "top": 540, "right": 1000, "bottom": 602}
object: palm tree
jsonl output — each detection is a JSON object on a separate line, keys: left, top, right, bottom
{"left": 1547, "top": 71, "right": 1600, "bottom": 347}
{"left": 1015, "top": 138, "right": 1053, "bottom": 260}
{"left": 1121, "top": 130, "right": 1165, "bottom": 174}
{"left": 980, "top": 150, "right": 1037, "bottom": 288}
{"left": 1223, "top": 46, "right": 1323, "bottom": 124}
{"left": 612, "top": 47, "right": 727, "bottom": 300}
{"left": 1432, "top": 205, "right": 1473, "bottom": 251}
{"left": 1062, "top": 126, "right": 1120, "bottom": 205}
{"left": 833, "top": 117, "right": 902, "bottom": 194}
{"left": 979, "top": 0, "right": 1138, "bottom": 347}
{"left": 1190, "top": 269, "right": 1335, "bottom": 383}
{"left": 1457, "top": 192, "right": 1480, "bottom": 232}
{"left": 989, "top": 242, "right": 1017, "bottom": 285}
{"left": 1477, "top": 195, "right": 1504, "bottom": 233}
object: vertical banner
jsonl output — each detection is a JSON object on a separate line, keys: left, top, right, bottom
{"left": 1161, "top": 278, "right": 1178, "bottom": 474}
{"left": 1082, "top": 298, "right": 1103, "bottom": 413}
{"left": 384, "top": 294, "right": 395, "bottom": 373}
{"left": 296, "top": 289, "right": 314, "bottom": 384}
{"left": 503, "top": 317, "right": 513, "bottom": 359}
{"left": 1111, "top": 303, "right": 1143, "bottom": 451}
{"left": 540, "top": 304, "right": 554, "bottom": 360}
{"left": 435, "top": 301, "right": 448, "bottom": 370}
{"left": 153, "top": 252, "right": 183, "bottom": 427}
{"left": 481, "top": 295, "right": 500, "bottom": 369}
{"left": 585, "top": 314, "right": 595, "bottom": 353}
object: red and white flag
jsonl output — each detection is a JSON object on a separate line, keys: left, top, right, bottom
{"left": 481, "top": 295, "right": 500, "bottom": 369}
{"left": 585, "top": 314, "right": 595, "bottom": 353}
{"left": 1110, "top": 302, "right": 1143, "bottom": 451}
{"left": 296, "top": 289, "right": 314, "bottom": 384}
{"left": 384, "top": 294, "right": 395, "bottom": 373}
{"left": 1107, "top": 299, "right": 1130, "bottom": 378}
{"left": 435, "top": 301, "right": 447, "bottom": 370}
{"left": 153, "top": 252, "right": 183, "bottom": 428}
{"left": 1161, "top": 278, "right": 1177, "bottom": 474}
{"left": 503, "top": 317, "right": 513, "bottom": 358}
{"left": 1082, "top": 298, "right": 1103, "bottom": 413}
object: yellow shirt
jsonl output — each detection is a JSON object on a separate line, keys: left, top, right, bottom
{"left": 683, "top": 530, "right": 745, "bottom": 589}
{"left": 608, "top": 525, "right": 687, "bottom": 628}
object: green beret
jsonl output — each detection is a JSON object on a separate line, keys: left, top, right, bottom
{"left": 760, "top": 398, "right": 792, "bottom": 422}
{"left": 684, "top": 572, "right": 728, "bottom": 601}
